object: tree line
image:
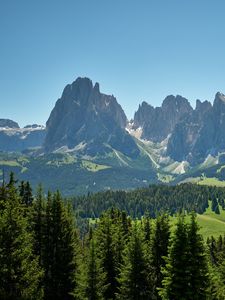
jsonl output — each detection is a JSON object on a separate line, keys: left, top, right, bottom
{"left": 71, "top": 184, "right": 225, "bottom": 218}
{"left": 0, "top": 174, "right": 225, "bottom": 299}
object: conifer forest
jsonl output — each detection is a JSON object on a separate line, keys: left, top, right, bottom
{"left": 1, "top": 173, "right": 225, "bottom": 299}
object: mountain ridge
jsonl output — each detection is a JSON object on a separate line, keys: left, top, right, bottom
{"left": 1, "top": 77, "right": 225, "bottom": 193}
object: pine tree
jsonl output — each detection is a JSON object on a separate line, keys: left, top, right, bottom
{"left": 214, "top": 204, "right": 220, "bottom": 215}
{"left": 95, "top": 209, "right": 130, "bottom": 299}
{"left": 96, "top": 214, "right": 117, "bottom": 299}
{"left": 143, "top": 216, "right": 151, "bottom": 243}
{"left": 117, "top": 223, "right": 150, "bottom": 300}
{"left": 187, "top": 212, "right": 209, "bottom": 299}
{"left": 207, "top": 236, "right": 218, "bottom": 265}
{"left": 213, "top": 259, "right": 225, "bottom": 299}
{"left": 43, "top": 191, "right": 79, "bottom": 300}
{"left": 0, "top": 180, "right": 43, "bottom": 299}
{"left": 24, "top": 182, "right": 34, "bottom": 206}
{"left": 42, "top": 191, "right": 53, "bottom": 297}
{"left": 76, "top": 237, "right": 107, "bottom": 300}
{"left": 159, "top": 215, "right": 190, "bottom": 300}
{"left": 149, "top": 214, "right": 170, "bottom": 299}
{"left": 32, "top": 184, "right": 46, "bottom": 263}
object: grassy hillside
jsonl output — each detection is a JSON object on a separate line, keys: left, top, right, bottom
{"left": 0, "top": 151, "right": 158, "bottom": 195}
{"left": 170, "top": 201, "right": 225, "bottom": 239}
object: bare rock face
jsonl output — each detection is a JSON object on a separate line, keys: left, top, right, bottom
{"left": 0, "top": 119, "right": 19, "bottom": 129}
{"left": 0, "top": 123, "right": 46, "bottom": 152}
{"left": 167, "top": 93, "right": 225, "bottom": 164}
{"left": 167, "top": 100, "right": 212, "bottom": 163}
{"left": 133, "top": 95, "right": 193, "bottom": 142}
{"left": 44, "top": 77, "right": 139, "bottom": 158}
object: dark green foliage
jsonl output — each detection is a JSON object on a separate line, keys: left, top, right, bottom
{"left": 94, "top": 209, "right": 131, "bottom": 299}
{"left": 187, "top": 213, "right": 209, "bottom": 299}
{"left": 72, "top": 183, "right": 225, "bottom": 219}
{"left": 160, "top": 214, "right": 209, "bottom": 300}
{"left": 0, "top": 179, "right": 43, "bottom": 299}
{"left": 214, "top": 204, "right": 220, "bottom": 214}
{"left": 42, "top": 191, "right": 79, "bottom": 300}
{"left": 19, "top": 181, "right": 33, "bottom": 206}
{"left": 211, "top": 197, "right": 220, "bottom": 214}
{"left": 159, "top": 216, "right": 190, "bottom": 300}
{"left": 143, "top": 216, "right": 151, "bottom": 242}
{"left": 207, "top": 235, "right": 225, "bottom": 298}
{"left": 32, "top": 185, "right": 46, "bottom": 263}
{"left": 76, "top": 237, "right": 107, "bottom": 300}
{"left": 0, "top": 174, "right": 225, "bottom": 299}
{"left": 149, "top": 214, "right": 170, "bottom": 299}
{"left": 117, "top": 223, "right": 150, "bottom": 300}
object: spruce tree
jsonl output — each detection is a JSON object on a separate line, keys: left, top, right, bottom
{"left": 187, "top": 213, "right": 209, "bottom": 299}
{"left": 43, "top": 191, "right": 79, "bottom": 300}
{"left": 117, "top": 223, "right": 150, "bottom": 300}
{"left": 149, "top": 214, "right": 170, "bottom": 299}
{"left": 96, "top": 214, "right": 117, "bottom": 299}
{"left": 32, "top": 184, "right": 46, "bottom": 263}
{"left": 76, "top": 237, "right": 107, "bottom": 300}
{"left": 159, "top": 215, "right": 190, "bottom": 300}
{"left": 143, "top": 216, "right": 151, "bottom": 243}
{"left": 95, "top": 209, "right": 129, "bottom": 299}
{"left": 0, "top": 180, "right": 43, "bottom": 299}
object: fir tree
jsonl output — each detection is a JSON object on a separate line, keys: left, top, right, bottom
{"left": 32, "top": 184, "right": 46, "bottom": 264}
{"left": 43, "top": 191, "right": 79, "bottom": 300}
{"left": 214, "top": 204, "right": 220, "bottom": 215}
{"left": 187, "top": 212, "right": 209, "bottom": 299}
{"left": 149, "top": 214, "right": 170, "bottom": 299}
{"left": 143, "top": 216, "right": 151, "bottom": 242}
{"left": 0, "top": 180, "right": 43, "bottom": 299}
{"left": 159, "top": 215, "right": 190, "bottom": 300}
{"left": 117, "top": 223, "right": 150, "bottom": 300}
{"left": 96, "top": 214, "right": 117, "bottom": 299}
{"left": 76, "top": 237, "right": 107, "bottom": 300}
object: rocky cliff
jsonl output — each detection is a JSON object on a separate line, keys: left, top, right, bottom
{"left": 44, "top": 77, "right": 139, "bottom": 158}
{"left": 133, "top": 95, "right": 193, "bottom": 142}
{"left": 0, "top": 121, "right": 46, "bottom": 152}
{"left": 167, "top": 93, "right": 225, "bottom": 164}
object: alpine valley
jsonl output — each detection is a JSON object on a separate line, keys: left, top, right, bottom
{"left": 1, "top": 77, "right": 225, "bottom": 195}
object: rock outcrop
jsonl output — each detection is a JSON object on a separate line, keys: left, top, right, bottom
{"left": 133, "top": 95, "right": 193, "bottom": 142}
{"left": 167, "top": 93, "right": 225, "bottom": 164}
{"left": 44, "top": 77, "right": 139, "bottom": 158}
{"left": 0, "top": 119, "right": 19, "bottom": 129}
{"left": 0, "top": 121, "right": 45, "bottom": 152}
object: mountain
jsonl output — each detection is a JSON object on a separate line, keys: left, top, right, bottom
{"left": 0, "top": 119, "right": 20, "bottom": 128}
{"left": 44, "top": 77, "right": 139, "bottom": 158}
{"left": 167, "top": 93, "right": 225, "bottom": 164}
{"left": 0, "top": 121, "right": 46, "bottom": 152}
{"left": 132, "top": 95, "right": 193, "bottom": 142}
{"left": 2, "top": 77, "right": 225, "bottom": 194}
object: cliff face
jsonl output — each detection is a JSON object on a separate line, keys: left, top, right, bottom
{"left": 2, "top": 77, "right": 225, "bottom": 168}
{"left": 166, "top": 100, "right": 212, "bottom": 163}
{"left": 44, "top": 77, "right": 139, "bottom": 158}
{"left": 0, "top": 121, "right": 46, "bottom": 152}
{"left": 133, "top": 95, "right": 193, "bottom": 142}
{"left": 167, "top": 93, "right": 225, "bottom": 164}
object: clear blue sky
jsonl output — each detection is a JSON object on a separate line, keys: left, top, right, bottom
{"left": 1, "top": 0, "right": 225, "bottom": 127}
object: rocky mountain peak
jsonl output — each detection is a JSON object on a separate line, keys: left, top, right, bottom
{"left": 93, "top": 82, "right": 100, "bottom": 93}
{"left": 133, "top": 94, "right": 192, "bottom": 142}
{"left": 44, "top": 77, "right": 138, "bottom": 157}
{"left": 0, "top": 119, "right": 20, "bottom": 129}
{"left": 195, "top": 99, "right": 212, "bottom": 114}
{"left": 162, "top": 95, "right": 193, "bottom": 113}
{"left": 133, "top": 101, "right": 154, "bottom": 129}
{"left": 213, "top": 92, "right": 225, "bottom": 112}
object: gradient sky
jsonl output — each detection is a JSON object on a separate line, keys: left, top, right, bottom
{"left": 1, "top": 0, "right": 225, "bottom": 127}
